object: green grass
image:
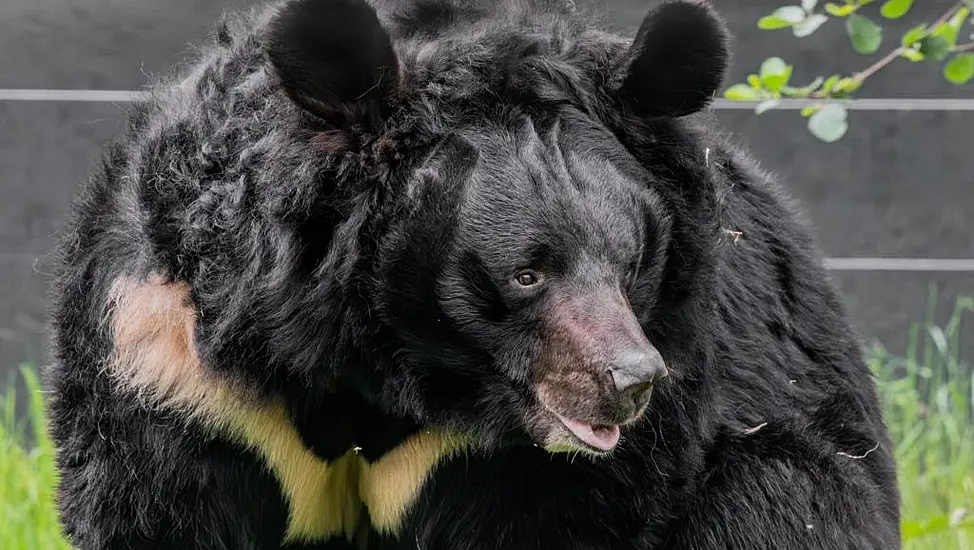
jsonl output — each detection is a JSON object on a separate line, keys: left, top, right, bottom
{"left": 871, "top": 295, "right": 974, "bottom": 549}
{"left": 1, "top": 367, "right": 70, "bottom": 550}
{"left": 1, "top": 299, "right": 972, "bottom": 549}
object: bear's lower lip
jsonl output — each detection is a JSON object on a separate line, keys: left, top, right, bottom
{"left": 552, "top": 413, "right": 621, "bottom": 451}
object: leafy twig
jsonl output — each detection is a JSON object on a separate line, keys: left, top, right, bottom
{"left": 819, "top": 1, "right": 967, "bottom": 99}
{"left": 722, "top": 0, "right": 974, "bottom": 142}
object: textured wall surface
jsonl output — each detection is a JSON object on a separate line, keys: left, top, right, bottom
{"left": 0, "top": 0, "right": 971, "bottom": 385}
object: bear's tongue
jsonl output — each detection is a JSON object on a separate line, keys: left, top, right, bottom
{"left": 555, "top": 414, "right": 620, "bottom": 451}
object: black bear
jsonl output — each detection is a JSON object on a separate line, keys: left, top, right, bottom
{"left": 47, "top": 0, "right": 901, "bottom": 548}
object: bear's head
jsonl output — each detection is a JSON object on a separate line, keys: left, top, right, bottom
{"left": 264, "top": 0, "right": 729, "bottom": 455}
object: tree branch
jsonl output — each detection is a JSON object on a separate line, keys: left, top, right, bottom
{"left": 850, "top": 47, "right": 906, "bottom": 84}
{"left": 933, "top": 1, "right": 966, "bottom": 30}
{"left": 813, "top": 1, "right": 968, "bottom": 99}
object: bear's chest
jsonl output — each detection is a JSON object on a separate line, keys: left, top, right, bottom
{"left": 247, "top": 395, "right": 471, "bottom": 546}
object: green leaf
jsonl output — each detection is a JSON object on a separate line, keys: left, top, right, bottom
{"left": 760, "top": 57, "right": 789, "bottom": 78}
{"left": 802, "top": 0, "right": 819, "bottom": 12}
{"left": 758, "top": 16, "right": 792, "bottom": 30}
{"left": 759, "top": 57, "right": 793, "bottom": 92}
{"left": 953, "top": 6, "right": 971, "bottom": 22}
{"left": 930, "top": 25, "right": 957, "bottom": 49}
{"left": 825, "top": 3, "right": 857, "bottom": 16}
{"left": 944, "top": 53, "right": 974, "bottom": 84}
{"left": 774, "top": 5, "right": 809, "bottom": 23}
{"left": 747, "top": 74, "right": 762, "bottom": 88}
{"left": 755, "top": 100, "right": 780, "bottom": 115}
{"left": 846, "top": 14, "right": 883, "bottom": 54}
{"left": 834, "top": 77, "right": 862, "bottom": 93}
{"left": 821, "top": 74, "right": 842, "bottom": 94}
{"left": 949, "top": 7, "right": 971, "bottom": 33}
{"left": 758, "top": 6, "right": 807, "bottom": 29}
{"left": 900, "top": 23, "right": 927, "bottom": 46}
{"left": 801, "top": 103, "right": 823, "bottom": 117}
{"left": 724, "top": 84, "right": 764, "bottom": 101}
{"left": 932, "top": 8, "right": 970, "bottom": 47}
{"left": 919, "top": 35, "right": 951, "bottom": 61}
{"left": 880, "top": 0, "right": 913, "bottom": 19}
{"left": 793, "top": 13, "right": 829, "bottom": 37}
{"left": 807, "top": 103, "right": 849, "bottom": 142}
{"left": 900, "top": 48, "right": 925, "bottom": 62}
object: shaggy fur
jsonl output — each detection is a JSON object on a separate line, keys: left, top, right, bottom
{"left": 47, "top": 0, "right": 900, "bottom": 548}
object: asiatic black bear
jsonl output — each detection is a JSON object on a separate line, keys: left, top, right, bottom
{"left": 47, "top": 0, "right": 901, "bottom": 548}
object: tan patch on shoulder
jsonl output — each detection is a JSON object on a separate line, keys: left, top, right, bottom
{"left": 104, "top": 274, "right": 359, "bottom": 544}
{"left": 106, "top": 274, "right": 210, "bottom": 411}
{"left": 104, "top": 274, "right": 475, "bottom": 544}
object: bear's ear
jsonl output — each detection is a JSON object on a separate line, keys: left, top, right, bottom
{"left": 615, "top": 0, "right": 729, "bottom": 118}
{"left": 264, "top": 0, "right": 399, "bottom": 128}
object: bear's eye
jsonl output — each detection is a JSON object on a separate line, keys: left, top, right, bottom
{"left": 514, "top": 270, "right": 542, "bottom": 287}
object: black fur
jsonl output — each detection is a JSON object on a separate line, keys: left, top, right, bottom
{"left": 618, "top": 0, "right": 729, "bottom": 117}
{"left": 265, "top": 0, "right": 399, "bottom": 128}
{"left": 47, "top": 0, "right": 900, "bottom": 548}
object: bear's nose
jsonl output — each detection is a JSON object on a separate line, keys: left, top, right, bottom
{"left": 609, "top": 345, "right": 668, "bottom": 413}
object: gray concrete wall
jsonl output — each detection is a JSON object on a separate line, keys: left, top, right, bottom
{"left": 1, "top": 0, "right": 971, "bottom": 388}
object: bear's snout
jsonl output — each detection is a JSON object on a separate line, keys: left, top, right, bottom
{"left": 607, "top": 342, "right": 668, "bottom": 418}
{"left": 531, "top": 287, "right": 667, "bottom": 451}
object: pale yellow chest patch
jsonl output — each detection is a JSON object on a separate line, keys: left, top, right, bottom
{"left": 104, "top": 274, "right": 470, "bottom": 544}
{"left": 358, "top": 430, "right": 470, "bottom": 535}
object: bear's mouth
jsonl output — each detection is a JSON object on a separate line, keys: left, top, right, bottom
{"left": 551, "top": 411, "right": 621, "bottom": 452}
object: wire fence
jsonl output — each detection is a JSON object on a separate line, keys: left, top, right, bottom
{"left": 2, "top": 89, "right": 972, "bottom": 273}
{"left": 4, "top": 89, "right": 974, "bottom": 111}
